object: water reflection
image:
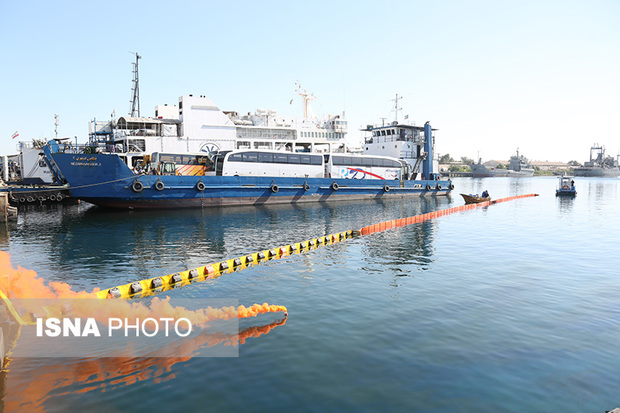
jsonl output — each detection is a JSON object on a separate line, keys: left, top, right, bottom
{"left": 556, "top": 196, "right": 575, "bottom": 215}
{"left": 361, "top": 218, "right": 436, "bottom": 279}
{"left": 584, "top": 178, "right": 616, "bottom": 202}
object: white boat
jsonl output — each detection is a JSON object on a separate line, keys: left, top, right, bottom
{"left": 556, "top": 175, "right": 576, "bottom": 197}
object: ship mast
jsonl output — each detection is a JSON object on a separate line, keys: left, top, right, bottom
{"left": 296, "top": 82, "right": 315, "bottom": 118}
{"left": 392, "top": 94, "right": 402, "bottom": 123}
{"left": 130, "top": 52, "right": 141, "bottom": 117}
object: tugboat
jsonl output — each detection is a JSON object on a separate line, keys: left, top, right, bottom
{"left": 555, "top": 175, "right": 576, "bottom": 197}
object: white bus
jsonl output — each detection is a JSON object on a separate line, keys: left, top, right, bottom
{"left": 214, "top": 149, "right": 409, "bottom": 180}
{"left": 215, "top": 150, "right": 324, "bottom": 177}
{"left": 326, "top": 154, "right": 408, "bottom": 180}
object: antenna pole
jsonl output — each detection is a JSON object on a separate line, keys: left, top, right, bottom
{"left": 391, "top": 94, "right": 402, "bottom": 123}
{"left": 54, "top": 114, "right": 59, "bottom": 138}
{"left": 130, "top": 52, "right": 142, "bottom": 117}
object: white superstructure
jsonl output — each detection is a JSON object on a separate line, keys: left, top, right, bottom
{"left": 89, "top": 86, "right": 348, "bottom": 164}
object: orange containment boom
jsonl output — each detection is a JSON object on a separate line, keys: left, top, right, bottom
{"left": 359, "top": 193, "right": 539, "bottom": 236}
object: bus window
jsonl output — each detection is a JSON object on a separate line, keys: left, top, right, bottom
{"left": 274, "top": 153, "right": 288, "bottom": 164}
{"left": 242, "top": 152, "right": 258, "bottom": 162}
{"left": 288, "top": 154, "right": 300, "bottom": 164}
{"left": 228, "top": 153, "right": 242, "bottom": 162}
{"left": 259, "top": 153, "right": 273, "bottom": 163}
{"left": 372, "top": 158, "right": 382, "bottom": 167}
{"left": 300, "top": 155, "right": 311, "bottom": 164}
{"left": 311, "top": 155, "right": 322, "bottom": 165}
{"left": 332, "top": 156, "right": 345, "bottom": 166}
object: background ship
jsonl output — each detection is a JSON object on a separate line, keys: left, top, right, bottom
{"left": 470, "top": 149, "right": 534, "bottom": 177}
{"left": 573, "top": 144, "right": 620, "bottom": 177}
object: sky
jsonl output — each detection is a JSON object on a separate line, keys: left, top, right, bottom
{"left": 1, "top": 0, "right": 619, "bottom": 163}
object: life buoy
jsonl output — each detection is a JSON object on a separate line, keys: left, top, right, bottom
{"left": 270, "top": 184, "right": 279, "bottom": 193}
{"left": 131, "top": 180, "right": 144, "bottom": 193}
{"left": 196, "top": 181, "right": 206, "bottom": 191}
{"left": 562, "top": 184, "right": 570, "bottom": 190}
{"left": 303, "top": 183, "right": 310, "bottom": 191}
{"left": 383, "top": 185, "right": 390, "bottom": 192}
{"left": 331, "top": 182, "right": 339, "bottom": 191}
{"left": 154, "top": 180, "right": 165, "bottom": 191}
{"left": 426, "top": 184, "right": 432, "bottom": 191}
{"left": 437, "top": 184, "right": 442, "bottom": 190}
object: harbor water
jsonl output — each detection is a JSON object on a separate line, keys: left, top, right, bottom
{"left": 1, "top": 176, "right": 620, "bottom": 412}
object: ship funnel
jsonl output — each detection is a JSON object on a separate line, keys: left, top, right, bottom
{"left": 422, "top": 122, "right": 434, "bottom": 179}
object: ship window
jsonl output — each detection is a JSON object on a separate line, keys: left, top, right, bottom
{"left": 242, "top": 152, "right": 258, "bottom": 162}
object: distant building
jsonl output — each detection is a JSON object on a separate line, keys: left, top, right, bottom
{"left": 530, "top": 161, "right": 571, "bottom": 172}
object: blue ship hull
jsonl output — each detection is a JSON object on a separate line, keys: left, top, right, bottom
{"left": 44, "top": 149, "right": 452, "bottom": 209}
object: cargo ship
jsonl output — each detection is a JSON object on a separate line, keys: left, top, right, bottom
{"left": 573, "top": 144, "right": 620, "bottom": 177}
{"left": 42, "top": 124, "right": 451, "bottom": 209}
{"left": 42, "top": 92, "right": 452, "bottom": 209}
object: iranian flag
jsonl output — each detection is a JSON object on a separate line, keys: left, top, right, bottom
{"left": 11, "top": 131, "right": 19, "bottom": 139}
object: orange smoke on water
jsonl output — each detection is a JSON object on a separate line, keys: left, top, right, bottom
{"left": 0, "top": 251, "right": 287, "bottom": 326}
{"left": 2, "top": 318, "right": 287, "bottom": 413}
{"left": 0, "top": 251, "right": 94, "bottom": 299}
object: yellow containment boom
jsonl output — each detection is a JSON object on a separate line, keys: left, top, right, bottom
{"left": 95, "top": 230, "right": 358, "bottom": 300}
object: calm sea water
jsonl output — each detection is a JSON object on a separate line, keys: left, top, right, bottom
{"left": 2, "top": 176, "right": 620, "bottom": 412}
